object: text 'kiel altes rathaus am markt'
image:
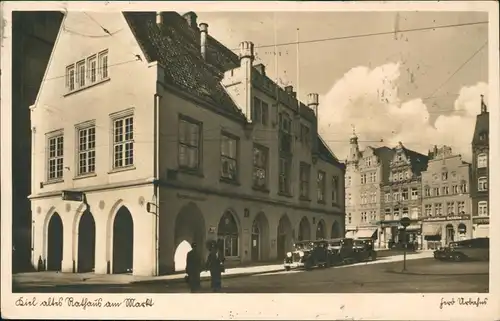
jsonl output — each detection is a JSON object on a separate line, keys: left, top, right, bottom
{"left": 29, "top": 11, "right": 489, "bottom": 277}
{"left": 30, "top": 11, "right": 346, "bottom": 276}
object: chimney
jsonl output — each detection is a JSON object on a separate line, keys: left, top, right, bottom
{"left": 254, "top": 63, "right": 266, "bottom": 76}
{"left": 156, "top": 12, "right": 162, "bottom": 26}
{"left": 480, "top": 94, "right": 487, "bottom": 113}
{"left": 199, "top": 23, "right": 208, "bottom": 60}
{"left": 307, "top": 93, "right": 319, "bottom": 116}
{"left": 183, "top": 12, "right": 199, "bottom": 30}
{"left": 285, "top": 85, "right": 294, "bottom": 93}
{"left": 239, "top": 41, "right": 255, "bottom": 123}
{"left": 433, "top": 145, "right": 438, "bottom": 156}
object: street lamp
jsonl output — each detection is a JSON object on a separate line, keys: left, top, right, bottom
{"left": 399, "top": 217, "right": 411, "bottom": 272}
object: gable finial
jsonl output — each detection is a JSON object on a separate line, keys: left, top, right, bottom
{"left": 480, "top": 94, "right": 487, "bottom": 113}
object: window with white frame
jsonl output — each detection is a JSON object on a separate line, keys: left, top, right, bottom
{"left": 220, "top": 133, "right": 238, "bottom": 181}
{"left": 393, "top": 191, "right": 400, "bottom": 201}
{"left": 47, "top": 134, "right": 64, "bottom": 181}
{"left": 66, "top": 65, "right": 75, "bottom": 91}
{"left": 113, "top": 115, "right": 134, "bottom": 169}
{"left": 366, "top": 157, "right": 372, "bottom": 167}
{"left": 76, "top": 60, "right": 86, "bottom": 89}
{"left": 402, "top": 188, "right": 409, "bottom": 201}
{"left": 411, "top": 188, "right": 418, "bottom": 200}
{"left": 393, "top": 208, "right": 400, "bottom": 218}
{"left": 317, "top": 171, "right": 326, "bottom": 202}
{"left": 460, "top": 183, "right": 468, "bottom": 193}
{"left": 360, "top": 173, "right": 367, "bottom": 184}
{"left": 384, "top": 208, "right": 391, "bottom": 218}
{"left": 478, "top": 201, "right": 488, "bottom": 217}
{"left": 442, "top": 172, "right": 448, "bottom": 180}
{"left": 410, "top": 207, "right": 418, "bottom": 219}
{"left": 385, "top": 192, "right": 391, "bottom": 202}
{"left": 452, "top": 185, "right": 459, "bottom": 194}
{"left": 433, "top": 187, "right": 440, "bottom": 196}
{"left": 424, "top": 187, "right": 431, "bottom": 197}
{"left": 457, "top": 201, "right": 465, "bottom": 214}
{"left": 478, "top": 177, "right": 488, "bottom": 191}
{"left": 87, "top": 55, "right": 97, "bottom": 84}
{"left": 98, "top": 50, "right": 109, "bottom": 80}
{"left": 424, "top": 204, "right": 432, "bottom": 217}
{"left": 434, "top": 203, "right": 443, "bottom": 216}
{"left": 402, "top": 207, "right": 409, "bottom": 217}
{"left": 178, "top": 117, "right": 201, "bottom": 170}
{"left": 371, "top": 191, "right": 377, "bottom": 203}
{"left": 370, "top": 172, "right": 377, "bottom": 183}
{"left": 253, "top": 144, "right": 268, "bottom": 189}
{"left": 442, "top": 186, "right": 449, "bottom": 195}
{"left": 299, "top": 162, "right": 311, "bottom": 199}
{"left": 77, "top": 126, "right": 96, "bottom": 176}
{"left": 477, "top": 153, "right": 487, "bottom": 168}
{"left": 446, "top": 202, "right": 455, "bottom": 215}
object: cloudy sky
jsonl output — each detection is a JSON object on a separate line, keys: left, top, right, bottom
{"left": 195, "top": 11, "right": 489, "bottom": 162}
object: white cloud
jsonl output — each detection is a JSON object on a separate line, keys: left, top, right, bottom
{"left": 318, "top": 62, "right": 488, "bottom": 163}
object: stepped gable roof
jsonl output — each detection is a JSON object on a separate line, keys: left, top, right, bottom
{"left": 123, "top": 12, "right": 245, "bottom": 120}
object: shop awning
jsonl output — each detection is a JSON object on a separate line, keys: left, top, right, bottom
{"left": 405, "top": 224, "right": 421, "bottom": 232}
{"left": 422, "top": 224, "right": 442, "bottom": 236}
{"left": 355, "top": 228, "right": 378, "bottom": 239}
{"left": 345, "top": 231, "right": 356, "bottom": 238}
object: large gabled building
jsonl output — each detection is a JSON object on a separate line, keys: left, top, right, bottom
{"left": 29, "top": 11, "right": 346, "bottom": 276}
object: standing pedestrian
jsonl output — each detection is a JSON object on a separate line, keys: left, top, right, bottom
{"left": 206, "top": 243, "right": 222, "bottom": 292}
{"left": 186, "top": 242, "right": 201, "bottom": 293}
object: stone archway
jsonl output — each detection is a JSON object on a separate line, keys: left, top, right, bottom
{"left": 251, "top": 212, "right": 270, "bottom": 262}
{"left": 331, "top": 221, "right": 341, "bottom": 238}
{"left": 217, "top": 211, "right": 240, "bottom": 258}
{"left": 173, "top": 203, "right": 206, "bottom": 272}
{"left": 316, "top": 220, "right": 326, "bottom": 240}
{"left": 445, "top": 224, "right": 455, "bottom": 244}
{"left": 298, "top": 217, "right": 311, "bottom": 241}
{"left": 277, "top": 215, "right": 292, "bottom": 258}
{"left": 112, "top": 206, "right": 134, "bottom": 274}
{"left": 77, "top": 210, "right": 96, "bottom": 273}
{"left": 47, "top": 212, "right": 63, "bottom": 271}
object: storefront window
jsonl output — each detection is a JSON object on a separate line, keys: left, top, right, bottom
{"left": 217, "top": 211, "right": 239, "bottom": 257}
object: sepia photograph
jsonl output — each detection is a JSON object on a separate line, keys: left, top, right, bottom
{"left": 1, "top": 1, "right": 499, "bottom": 320}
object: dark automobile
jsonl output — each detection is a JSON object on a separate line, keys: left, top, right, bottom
{"left": 326, "top": 238, "right": 357, "bottom": 265}
{"left": 353, "top": 238, "right": 377, "bottom": 262}
{"left": 283, "top": 240, "right": 331, "bottom": 271}
{"left": 435, "top": 238, "right": 489, "bottom": 262}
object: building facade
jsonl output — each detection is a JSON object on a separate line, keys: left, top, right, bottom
{"left": 344, "top": 131, "right": 394, "bottom": 245}
{"left": 12, "top": 11, "right": 63, "bottom": 272}
{"left": 29, "top": 11, "right": 345, "bottom": 277}
{"left": 379, "top": 142, "right": 428, "bottom": 249}
{"left": 470, "top": 95, "right": 489, "bottom": 238}
{"left": 420, "top": 145, "right": 472, "bottom": 250}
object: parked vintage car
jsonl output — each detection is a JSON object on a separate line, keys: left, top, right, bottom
{"left": 326, "top": 238, "right": 357, "bottom": 265}
{"left": 434, "top": 238, "right": 489, "bottom": 261}
{"left": 353, "top": 238, "right": 377, "bottom": 262}
{"left": 283, "top": 240, "right": 331, "bottom": 271}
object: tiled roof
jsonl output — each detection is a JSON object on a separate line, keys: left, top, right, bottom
{"left": 123, "top": 12, "right": 245, "bottom": 120}
{"left": 124, "top": 11, "right": 340, "bottom": 167}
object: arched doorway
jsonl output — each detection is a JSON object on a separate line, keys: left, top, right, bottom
{"left": 174, "top": 203, "right": 206, "bottom": 272}
{"left": 112, "top": 206, "right": 134, "bottom": 274}
{"left": 458, "top": 223, "right": 467, "bottom": 240}
{"left": 277, "top": 215, "right": 292, "bottom": 258}
{"left": 217, "top": 211, "right": 239, "bottom": 258}
{"left": 316, "top": 220, "right": 326, "bottom": 240}
{"left": 298, "top": 217, "right": 311, "bottom": 241}
{"left": 174, "top": 241, "right": 192, "bottom": 272}
{"left": 251, "top": 212, "right": 270, "bottom": 262}
{"left": 445, "top": 224, "right": 455, "bottom": 245}
{"left": 331, "top": 221, "right": 341, "bottom": 238}
{"left": 77, "top": 211, "right": 96, "bottom": 273}
{"left": 47, "top": 212, "right": 63, "bottom": 271}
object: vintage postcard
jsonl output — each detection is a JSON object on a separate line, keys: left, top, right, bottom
{"left": 1, "top": 1, "right": 499, "bottom": 320}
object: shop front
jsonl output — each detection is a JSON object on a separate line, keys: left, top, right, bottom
{"left": 379, "top": 220, "right": 421, "bottom": 249}
{"left": 472, "top": 217, "right": 489, "bottom": 238}
{"left": 421, "top": 214, "right": 472, "bottom": 250}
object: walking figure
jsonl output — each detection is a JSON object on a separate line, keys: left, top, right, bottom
{"left": 206, "top": 242, "right": 223, "bottom": 292}
{"left": 186, "top": 242, "right": 201, "bottom": 293}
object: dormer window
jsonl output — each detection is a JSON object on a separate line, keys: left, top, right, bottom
{"left": 366, "top": 157, "right": 372, "bottom": 166}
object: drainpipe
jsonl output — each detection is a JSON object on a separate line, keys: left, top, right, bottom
{"left": 154, "top": 93, "right": 161, "bottom": 276}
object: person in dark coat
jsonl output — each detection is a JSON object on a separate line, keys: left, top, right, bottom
{"left": 206, "top": 244, "right": 223, "bottom": 292}
{"left": 186, "top": 242, "right": 201, "bottom": 293}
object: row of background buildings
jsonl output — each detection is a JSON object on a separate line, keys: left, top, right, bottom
{"left": 345, "top": 96, "right": 490, "bottom": 249}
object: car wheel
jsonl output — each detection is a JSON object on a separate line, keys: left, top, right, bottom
{"left": 453, "top": 253, "right": 463, "bottom": 262}
{"left": 285, "top": 266, "right": 291, "bottom": 271}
